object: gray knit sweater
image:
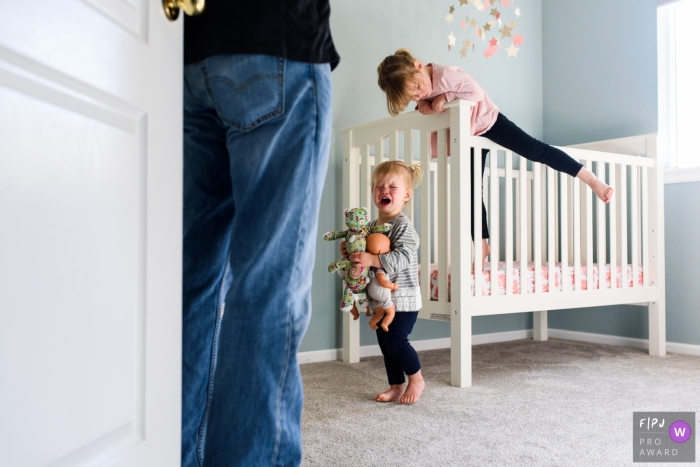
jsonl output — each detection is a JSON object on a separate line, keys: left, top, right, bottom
{"left": 369, "top": 213, "right": 422, "bottom": 312}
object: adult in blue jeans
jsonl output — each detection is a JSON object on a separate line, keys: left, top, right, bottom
{"left": 182, "top": 2, "right": 339, "bottom": 466}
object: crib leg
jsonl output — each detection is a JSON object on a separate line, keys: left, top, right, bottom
{"left": 451, "top": 308, "right": 472, "bottom": 388}
{"left": 648, "top": 301, "right": 666, "bottom": 357}
{"left": 533, "top": 310, "right": 548, "bottom": 341}
{"left": 342, "top": 311, "right": 360, "bottom": 363}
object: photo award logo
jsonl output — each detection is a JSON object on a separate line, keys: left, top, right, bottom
{"left": 633, "top": 412, "right": 695, "bottom": 463}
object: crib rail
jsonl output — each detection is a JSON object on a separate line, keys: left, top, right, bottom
{"left": 339, "top": 101, "right": 665, "bottom": 367}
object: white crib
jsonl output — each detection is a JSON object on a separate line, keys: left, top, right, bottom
{"left": 339, "top": 100, "right": 666, "bottom": 388}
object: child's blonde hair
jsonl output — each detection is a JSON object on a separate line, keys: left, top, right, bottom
{"left": 377, "top": 48, "right": 422, "bottom": 117}
{"left": 371, "top": 160, "right": 423, "bottom": 205}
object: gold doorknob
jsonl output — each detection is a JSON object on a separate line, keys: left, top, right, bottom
{"left": 163, "top": 0, "right": 205, "bottom": 21}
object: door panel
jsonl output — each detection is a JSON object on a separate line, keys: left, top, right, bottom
{"left": 0, "top": 1, "right": 181, "bottom": 465}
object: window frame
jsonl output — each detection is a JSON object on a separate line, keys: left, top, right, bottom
{"left": 658, "top": 0, "right": 700, "bottom": 184}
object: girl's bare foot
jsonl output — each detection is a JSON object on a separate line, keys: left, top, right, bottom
{"left": 482, "top": 239, "right": 490, "bottom": 269}
{"left": 576, "top": 167, "right": 614, "bottom": 204}
{"left": 399, "top": 372, "right": 425, "bottom": 404}
{"left": 376, "top": 384, "right": 404, "bottom": 402}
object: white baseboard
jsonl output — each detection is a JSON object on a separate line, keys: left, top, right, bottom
{"left": 298, "top": 328, "right": 700, "bottom": 364}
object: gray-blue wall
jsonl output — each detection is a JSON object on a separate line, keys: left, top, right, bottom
{"left": 302, "top": 0, "right": 698, "bottom": 352}
{"left": 542, "top": 0, "right": 700, "bottom": 347}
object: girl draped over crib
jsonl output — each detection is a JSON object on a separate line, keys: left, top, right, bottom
{"left": 377, "top": 48, "right": 613, "bottom": 266}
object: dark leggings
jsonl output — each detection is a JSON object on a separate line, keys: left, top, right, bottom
{"left": 472, "top": 112, "right": 584, "bottom": 239}
{"left": 376, "top": 311, "right": 420, "bottom": 385}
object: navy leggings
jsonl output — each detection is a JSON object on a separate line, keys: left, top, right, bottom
{"left": 471, "top": 113, "right": 584, "bottom": 239}
{"left": 376, "top": 311, "right": 421, "bottom": 385}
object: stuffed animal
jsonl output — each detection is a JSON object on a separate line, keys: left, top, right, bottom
{"left": 365, "top": 233, "right": 399, "bottom": 332}
{"left": 324, "top": 208, "right": 391, "bottom": 318}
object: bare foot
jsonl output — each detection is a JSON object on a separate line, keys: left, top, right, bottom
{"left": 591, "top": 179, "right": 614, "bottom": 203}
{"left": 482, "top": 239, "right": 490, "bottom": 269}
{"left": 368, "top": 307, "right": 386, "bottom": 330}
{"left": 376, "top": 384, "right": 404, "bottom": 402}
{"left": 349, "top": 305, "right": 359, "bottom": 320}
{"left": 399, "top": 372, "right": 425, "bottom": 404}
{"left": 577, "top": 167, "right": 614, "bottom": 203}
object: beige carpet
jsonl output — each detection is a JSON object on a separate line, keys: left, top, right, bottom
{"left": 301, "top": 338, "right": 700, "bottom": 466}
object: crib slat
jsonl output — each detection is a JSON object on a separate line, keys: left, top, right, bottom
{"left": 540, "top": 165, "right": 547, "bottom": 265}
{"left": 609, "top": 163, "right": 617, "bottom": 289}
{"left": 437, "top": 129, "right": 449, "bottom": 303}
{"left": 433, "top": 164, "right": 439, "bottom": 266}
{"left": 554, "top": 172, "right": 559, "bottom": 262}
{"left": 519, "top": 158, "right": 528, "bottom": 294}
{"left": 573, "top": 175, "right": 581, "bottom": 291}
{"left": 547, "top": 167, "right": 556, "bottom": 293}
{"left": 620, "top": 164, "right": 628, "bottom": 288}
{"left": 515, "top": 177, "right": 521, "bottom": 262}
{"left": 527, "top": 169, "right": 532, "bottom": 262}
{"left": 474, "top": 143, "right": 483, "bottom": 296}
{"left": 361, "top": 145, "right": 371, "bottom": 214}
{"left": 631, "top": 166, "right": 639, "bottom": 288}
{"left": 376, "top": 139, "right": 384, "bottom": 163}
{"left": 568, "top": 175, "right": 574, "bottom": 263}
{"left": 389, "top": 130, "right": 398, "bottom": 161}
{"left": 560, "top": 173, "right": 568, "bottom": 291}
{"left": 404, "top": 130, "right": 415, "bottom": 222}
{"left": 642, "top": 166, "right": 649, "bottom": 287}
{"left": 533, "top": 162, "right": 542, "bottom": 294}
{"left": 489, "top": 146, "right": 499, "bottom": 296}
{"left": 596, "top": 162, "right": 606, "bottom": 289}
{"left": 505, "top": 151, "right": 513, "bottom": 295}
{"left": 585, "top": 160, "right": 594, "bottom": 291}
{"left": 420, "top": 131, "right": 431, "bottom": 305}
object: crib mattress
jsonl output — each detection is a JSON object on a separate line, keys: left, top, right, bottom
{"left": 420, "top": 262, "right": 644, "bottom": 300}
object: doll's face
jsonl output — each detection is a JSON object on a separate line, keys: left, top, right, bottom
{"left": 366, "top": 233, "right": 391, "bottom": 255}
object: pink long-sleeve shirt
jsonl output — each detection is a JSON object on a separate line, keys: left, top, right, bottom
{"left": 425, "top": 63, "right": 500, "bottom": 158}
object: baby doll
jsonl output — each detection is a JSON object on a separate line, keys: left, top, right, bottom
{"left": 365, "top": 233, "right": 399, "bottom": 332}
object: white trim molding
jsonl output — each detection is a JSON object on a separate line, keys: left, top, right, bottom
{"left": 665, "top": 167, "right": 700, "bottom": 184}
{"left": 299, "top": 328, "right": 700, "bottom": 364}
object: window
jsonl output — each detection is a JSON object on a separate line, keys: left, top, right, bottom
{"left": 658, "top": 0, "right": 700, "bottom": 182}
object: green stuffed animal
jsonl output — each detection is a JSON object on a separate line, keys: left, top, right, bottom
{"left": 324, "top": 207, "right": 391, "bottom": 318}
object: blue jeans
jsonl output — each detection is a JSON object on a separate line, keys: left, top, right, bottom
{"left": 182, "top": 54, "right": 332, "bottom": 467}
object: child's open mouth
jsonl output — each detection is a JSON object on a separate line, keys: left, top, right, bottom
{"left": 380, "top": 197, "right": 391, "bottom": 206}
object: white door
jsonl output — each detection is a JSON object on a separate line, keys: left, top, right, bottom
{"left": 0, "top": 1, "right": 183, "bottom": 465}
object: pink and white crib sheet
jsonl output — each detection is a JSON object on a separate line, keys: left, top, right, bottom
{"left": 421, "top": 262, "right": 644, "bottom": 300}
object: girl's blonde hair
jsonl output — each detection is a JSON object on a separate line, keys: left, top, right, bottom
{"left": 377, "top": 48, "right": 422, "bottom": 116}
{"left": 371, "top": 160, "right": 423, "bottom": 205}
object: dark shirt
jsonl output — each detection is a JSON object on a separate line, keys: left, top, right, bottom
{"left": 184, "top": 0, "right": 340, "bottom": 70}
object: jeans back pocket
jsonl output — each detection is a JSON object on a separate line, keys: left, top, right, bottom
{"left": 204, "top": 55, "right": 284, "bottom": 132}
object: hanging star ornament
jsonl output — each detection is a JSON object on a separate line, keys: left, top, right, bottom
{"left": 463, "top": 38, "right": 472, "bottom": 48}
{"left": 449, "top": 5, "right": 455, "bottom": 14}
{"left": 461, "top": 20, "right": 467, "bottom": 29}
{"left": 512, "top": 33, "right": 524, "bottom": 46}
{"left": 448, "top": 32, "right": 457, "bottom": 47}
{"left": 499, "top": 24, "right": 512, "bottom": 38}
{"left": 445, "top": 13, "right": 454, "bottom": 23}
{"left": 460, "top": 47, "right": 468, "bottom": 58}
{"left": 459, "top": 0, "right": 468, "bottom": 5}
{"left": 506, "top": 44, "right": 520, "bottom": 57}
{"left": 515, "top": 7, "right": 521, "bottom": 17}
{"left": 483, "top": 22, "right": 491, "bottom": 31}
